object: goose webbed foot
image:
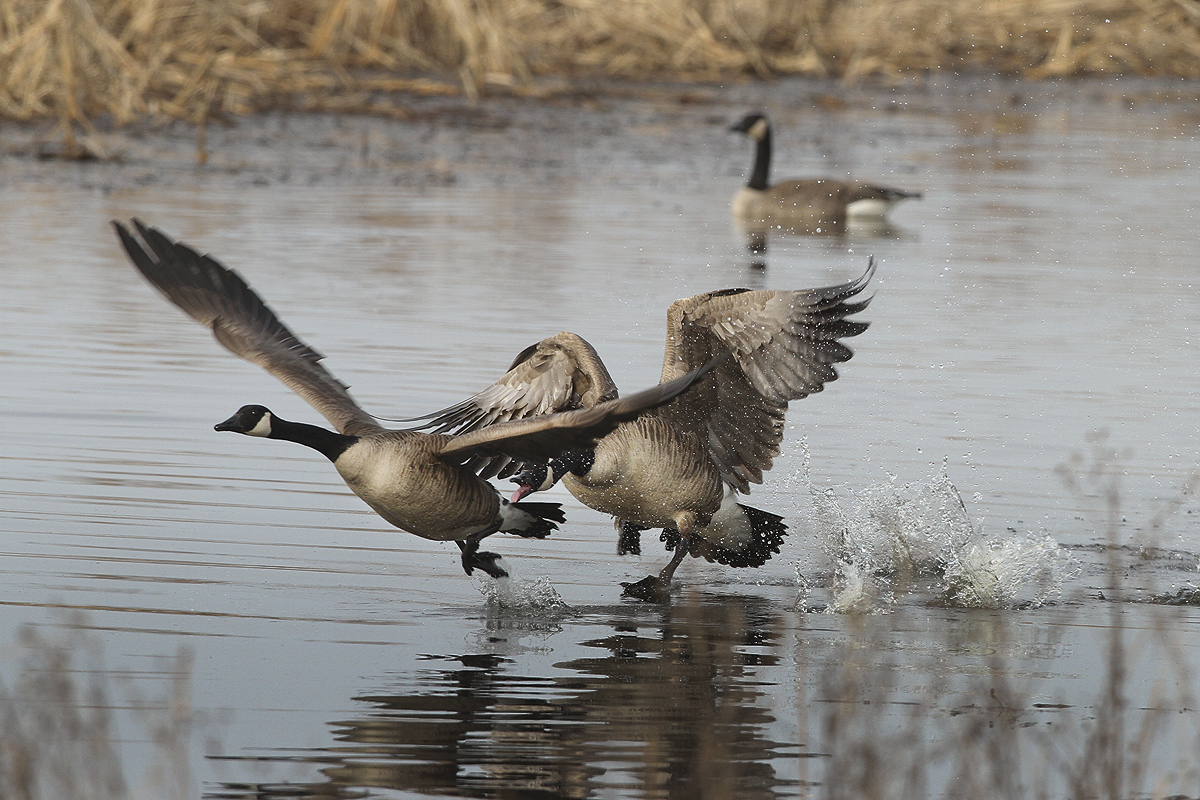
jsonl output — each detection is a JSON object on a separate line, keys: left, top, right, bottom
{"left": 457, "top": 538, "right": 509, "bottom": 578}
{"left": 617, "top": 520, "right": 644, "bottom": 556}
{"left": 621, "top": 533, "right": 691, "bottom": 601}
{"left": 620, "top": 575, "right": 671, "bottom": 602}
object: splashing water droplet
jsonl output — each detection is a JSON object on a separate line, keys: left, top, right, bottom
{"left": 474, "top": 560, "right": 570, "bottom": 611}
{"left": 795, "top": 462, "right": 1079, "bottom": 611}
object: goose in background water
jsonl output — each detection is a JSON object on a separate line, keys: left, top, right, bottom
{"left": 114, "top": 220, "right": 718, "bottom": 583}
{"left": 729, "top": 111, "right": 921, "bottom": 237}
{"left": 409, "top": 262, "right": 875, "bottom": 599}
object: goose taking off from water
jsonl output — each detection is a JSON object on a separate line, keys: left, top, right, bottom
{"left": 408, "top": 262, "right": 876, "bottom": 599}
{"left": 730, "top": 112, "right": 921, "bottom": 235}
{"left": 114, "top": 219, "right": 719, "bottom": 582}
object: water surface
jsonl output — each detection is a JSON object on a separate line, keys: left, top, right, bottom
{"left": 1, "top": 79, "right": 1198, "bottom": 798}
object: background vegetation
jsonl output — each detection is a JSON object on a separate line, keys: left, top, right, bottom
{"left": 3, "top": 0, "right": 1199, "bottom": 139}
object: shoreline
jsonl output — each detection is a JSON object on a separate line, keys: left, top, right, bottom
{"left": 3, "top": 72, "right": 1197, "bottom": 189}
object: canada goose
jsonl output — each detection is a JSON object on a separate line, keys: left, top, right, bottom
{"left": 408, "top": 263, "right": 875, "bottom": 599}
{"left": 729, "top": 112, "right": 921, "bottom": 234}
{"left": 114, "top": 219, "right": 719, "bottom": 581}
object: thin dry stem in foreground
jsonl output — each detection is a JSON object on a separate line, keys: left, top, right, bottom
{"left": 0, "top": 616, "right": 196, "bottom": 800}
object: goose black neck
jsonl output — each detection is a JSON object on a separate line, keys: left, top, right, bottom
{"left": 552, "top": 448, "right": 596, "bottom": 481}
{"left": 748, "top": 127, "right": 771, "bottom": 191}
{"left": 269, "top": 416, "right": 357, "bottom": 462}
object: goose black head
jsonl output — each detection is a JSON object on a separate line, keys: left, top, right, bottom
{"left": 215, "top": 404, "right": 273, "bottom": 437}
{"left": 729, "top": 112, "right": 769, "bottom": 139}
{"left": 509, "top": 450, "right": 596, "bottom": 502}
{"left": 509, "top": 462, "right": 550, "bottom": 502}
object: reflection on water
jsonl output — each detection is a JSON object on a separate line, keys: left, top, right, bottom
{"left": 738, "top": 216, "right": 907, "bottom": 271}
{"left": 212, "top": 596, "right": 794, "bottom": 799}
{"left": 2, "top": 79, "right": 1200, "bottom": 797}
{"left": 202, "top": 582, "right": 1200, "bottom": 800}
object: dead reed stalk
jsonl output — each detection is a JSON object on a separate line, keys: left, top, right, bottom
{"left": 0, "top": 616, "right": 196, "bottom": 800}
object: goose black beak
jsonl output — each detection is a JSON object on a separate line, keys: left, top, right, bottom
{"left": 214, "top": 415, "right": 240, "bottom": 432}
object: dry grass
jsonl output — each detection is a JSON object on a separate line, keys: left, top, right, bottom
{"left": 1, "top": 0, "right": 1198, "bottom": 145}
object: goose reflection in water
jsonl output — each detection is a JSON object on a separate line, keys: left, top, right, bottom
{"left": 740, "top": 215, "right": 906, "bottom": 272}
{"left": 210, "top": 595, "right": 799, "bottom": 799}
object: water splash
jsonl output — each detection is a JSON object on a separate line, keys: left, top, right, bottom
{"left": 1149, "top": 582, "right": 1200, "bottom": 606}
{"left": 826, "top": 558, "right": 895, "bottom": 615}
{"left": 940, "top": 531, "right": 1077, "bottom": 609}
{"left": 473, "top": 559, "right": 570, "bottom": 612}
{"left": 796, "top": 457, "right": 1078, "bottom": 612}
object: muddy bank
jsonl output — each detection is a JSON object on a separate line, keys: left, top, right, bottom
{"left": 3, "top": 73, "right": 1198, "bottom": 190}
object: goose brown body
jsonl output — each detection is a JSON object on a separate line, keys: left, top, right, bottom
{"left": 732, "top": 179, "right": 920, "bottom": 230}
{"left": 331, "top": 431, "right": 506, "bottom": 541}
{"left": 563, "top": 416, "right": 723, "bottom": 531}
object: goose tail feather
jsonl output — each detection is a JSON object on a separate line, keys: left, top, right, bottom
{"left": 661, "top": 503, "right": 788, "bottom": 568}
{"left": 500, "top": 500, "right": 567, "bottom": 539}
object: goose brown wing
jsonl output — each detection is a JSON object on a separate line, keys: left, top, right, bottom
{"left": 438, "top": 355, "right": 723, "bottom": 466}
{"left": 403, "top": 332, "right": 618, "bottom": 478}
{"left": 657, "top": 261, "right": 875, "bottom": 492}
{"left": 115, "top": 220, "right": 380, "bottom": 437}
{"left": 847, "top": 183, "right": 923, "bottom": 203}
{"left": 766, "top": 181, "right": 920, "bottom": 212}
{"left": 766, "top": 178, "right": 853, "bottom": 204}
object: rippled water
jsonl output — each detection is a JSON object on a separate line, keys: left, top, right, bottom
{"left": 1, "top": 80, "right": 1199, "bottom": 798}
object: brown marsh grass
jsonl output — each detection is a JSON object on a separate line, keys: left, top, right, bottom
{"left": 2, "top": 0, "right": 1200, "bottom": 155}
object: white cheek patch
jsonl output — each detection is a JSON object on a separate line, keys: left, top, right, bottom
{"left": 748, "top": 118, "right": 769, "bottom": 140}
{"left": 246, "top": 414, "right": 273, "bottom": 437}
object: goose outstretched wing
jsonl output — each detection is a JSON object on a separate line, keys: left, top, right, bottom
{"left": 438, "top": 354, "right": 723, "bottom": 465}
{"left": 657, "top": 261, "right": 875, "bottom": 492}
{"left": 115, "top": 219, "right": 381, "bottom": 438}
{"left": 404, "top": 331, "right": 618, "bottom": 478}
